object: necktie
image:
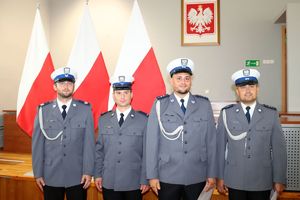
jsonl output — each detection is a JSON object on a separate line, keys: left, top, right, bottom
{"left": 62, "top": 105, "right": 67, "bottom": 120}
{"left": 245, "top": 106, "right": 251, "bottom": 123}
{"left": 180, "top": 99, "right": 186, "bottom": 114}
{"left": 119, "top": 113, "right": 124, "bottom": 127}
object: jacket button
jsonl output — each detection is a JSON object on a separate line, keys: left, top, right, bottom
{"left": 184, "top": 131, "right": 187, "bottom": 134}
{"left": 119, "top": 133, "right": 122, "bottom": 136}
{"left": 63, "top": 135, "right": 66, "bottom": 139}
{"left": 64, "top": 127, "right": 66, "bottom": 130}
{"left": 64, "top": 154, "right": 66, "bottom": 156}
{"left": 119, "top": 141, "right": 122, "bottom": 145}
{"left": 184, "top": 151, "right": 187, "bottom": 154}
{"left": 117, "top": 160, "right": 120, "bottom": 163}
{"left": 118, "top": 151, "right": 121, "bottom": 154}
{"left": 184, "top": 122, "right": 187, "bottom": 125}
{"left": 248, "top": 155, "right": 251, "bottom": 158}
{"left": 184, "top": 141, "right": 187, "bottom": 144}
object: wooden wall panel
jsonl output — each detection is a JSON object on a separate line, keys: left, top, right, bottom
{"left": 3, "top": 110, "right": 31, "bottom": 153}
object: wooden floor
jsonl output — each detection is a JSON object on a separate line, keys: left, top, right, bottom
{"left": 1, "top": 151, "right": 300, "bottom": 200}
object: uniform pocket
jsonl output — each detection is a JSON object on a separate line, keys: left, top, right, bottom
{"left": 158, "top": 154, "right": 170, "bottom": 167}
{"left": 70, "top": 120, "right": 86, "bottom": 128}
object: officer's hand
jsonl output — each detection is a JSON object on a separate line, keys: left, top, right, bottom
{"left": 217, "top": 179, "right": 228, "bottom": 195}
{"left": 81, "top": 175, "right": 92, "bottom": 189}
{"left": 203, "top": 177, "right": 216, "bottom": 192}
{"left": 140, "top": 184, "right": 150, "bottom": 194}
{"left": 149, "top": 179, "right": 160, "bottom": 196}
{"left": 274, "top": 183, "right": 285, "bottom": 195}
{"left": 95, "top": 177, "right": 103, "bottom": 192}
{"left": 35, "top": 177, "right": 45, "bottom": 191}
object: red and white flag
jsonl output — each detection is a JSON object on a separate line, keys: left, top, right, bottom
{"left": 67, "top": 5, "right": 110, "bottom": 128}
{"left": 16, "top": 9, "right": 55, "bottom": 136}
{"left": 108, "top": 0, "right": 166, "bottom": 113}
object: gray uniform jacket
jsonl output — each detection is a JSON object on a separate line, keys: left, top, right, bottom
{"left": 94, "top": 109, "right": 148, "bottom": 191}
{"left": 217, "top": 103, "right": 287, "bottom": 191}
{"left": 146, "top": 93, "right": 217, "bottom": 185}
{"left": 32, "top": 99, "right": 95, "bottom": 187}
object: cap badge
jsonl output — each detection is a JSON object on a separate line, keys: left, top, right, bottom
{"left": 118, "top": 76, "right": 125, "bottom": 82}
{"left": 243, "top": 69, "right": 250, "bottom": 76}
{"left": 64, "top": 67, "right": 70, "bottom": 74}
{"left": 181, "top": 59, "right": 188, "bottom": 67}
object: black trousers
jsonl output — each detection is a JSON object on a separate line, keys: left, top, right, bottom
{"left": 102, "top": 187, "right": 142, "bottom": 200}
{"left": 158, "top": 181, "right": 206, "bottom": 200}
{"left": 228, "top": 187, "right": 271, "bottom": 200}
{"left": 43, "top": 184, "right": 87, "bottom": 200}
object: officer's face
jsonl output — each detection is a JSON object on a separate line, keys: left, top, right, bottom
{"left": 235, "top": 84, "right": 259, "bottom": 105}
{"left": 54, "top": 81, "right": 74, "bottom": 99}
{"left": 170, "top": 73, "right": 192, "bottom": 96}
{"left": 113, "top": 90, "right": 133, "bottom": 108}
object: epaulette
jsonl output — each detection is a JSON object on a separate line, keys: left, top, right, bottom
{"left": 157, "top": 94, "right": 169, "bottom": 100}
{"left": 262, "top": 104, "right": 277, "bottom": 111}
{"left": 221, "top": 104, "right": 235, "bottom": 110}
{"left": 101, "top": 110, "right": 112, "bottom": 116}
{"left": 77, "top": 100, "right": 90, "bottom": 105}
{"left": 194, "top": 95, "right": 209, "bottom": 101}
{"left": 137, "top": 110, "right": 148, "bottom": 117}
{"left": 39, "top": 101, "right": 51, "bottom": 107}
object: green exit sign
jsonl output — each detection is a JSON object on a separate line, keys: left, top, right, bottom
{"left": 245, "top": 60, "right": 260, "bottom": 67}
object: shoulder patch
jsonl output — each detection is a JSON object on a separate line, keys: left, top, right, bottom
{"left": 157, "top": 94, "right": 169, "bottom": 100}
{"left": 221, "top": 104, "right": 235, "bottom": 110}
{"left": 101, "top": 110, "right": 112, "bottom": 116}
{"left": 77, "top": 100, "right": 90, "bottom": 105}
{"left": 262, "top": 104, "right": 277, "bottom": 111}
{"left": 39, "top": 101, "right": 51, "bottom": 107}
{"left": 137, "top": 110, "right": 148, "bottom": 117}
{"left": 194, "top": 95, "right": 209, "bottom": 101}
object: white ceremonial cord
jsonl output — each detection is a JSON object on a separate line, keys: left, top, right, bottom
{"left": 156, "top": 100, "right": 184, "bottom": 142}
{"left": 222, "top": 109, "right": 247, "bottom": 141}
{"left": 39, "top": 107, "right": 63, "bottom": 141}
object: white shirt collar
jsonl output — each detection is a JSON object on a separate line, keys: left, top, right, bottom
{"left": 56, "top": 98, "right": 72, "bottom": 113}
{"left": 174, "top": 93, "right": 190, "bottom": 108}
{"left": 116, "top": 106, "right": 132, "bottom": 121}
{"left": 241, "top": 101, "right": 256, "bottom": 118}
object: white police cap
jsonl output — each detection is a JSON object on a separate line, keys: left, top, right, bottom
{"left": 51, "top": 67, "right": 77, "bottom": 83}
{"left": 110, "top": 75, "right": 134, "bottom": 90}
{"left": 231, "top": 68, "right": 260, "bottom": 86}
{"left": 167, "top": 58, "right": 194, "bottom": 77}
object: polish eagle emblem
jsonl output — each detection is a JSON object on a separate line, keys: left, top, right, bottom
{"left": 187, "top": 4, "right": 214, "bottom": 35}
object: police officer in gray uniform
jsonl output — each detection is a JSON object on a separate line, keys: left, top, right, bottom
{"left": 32, "top": 67, "right": 95, "bottom": 200}
{"left": 146, "top": 58, "right": 217, "bottom": 200}
{"left": 94, "top": 75, "right": 149, "bottom": 200}
{"left": 216, "top": 69, "right": 287, "bottom": 200}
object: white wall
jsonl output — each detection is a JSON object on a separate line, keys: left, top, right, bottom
{"left": 287, "top": 3, "right": 300, "bottom": 111}
{"left": 1, "top": 0, "right": 299, "bottom": 112}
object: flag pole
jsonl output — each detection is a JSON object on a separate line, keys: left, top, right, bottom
{"left": 36, "top": 1, "right": 40, "bottom": 9}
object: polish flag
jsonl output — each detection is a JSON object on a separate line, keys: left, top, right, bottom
{"left": 108, "top": 0, "right": 166, "bottom": 112}
{"left": 16, "top": 9, "right": 55, "bottom": 136}
{"left": 67, "top": 5, "right": 110, "bottom": 128}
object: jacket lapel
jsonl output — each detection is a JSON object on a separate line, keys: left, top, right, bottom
{"left": 249, "top": 103, "right": 263, "bottom": 128}
{"left": 235, "top": 103, "right": 249, "bottom": 127}
{"left": 121, "top": 109, "right": 135, "bottom": 130}
{"left": 184, "top": 94, "right": 198, "bottom": 118}
{"left": 64, "top": 100, "right": 77, "bottom": 122}
{"left": 168, "top": 93, "right": 184, "bottom": 119}
{"left": 109, "top": 110, "right": 120, "bottom": 131}
{"left": 51, "top": 100, "right": 64, "bottom": 123}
